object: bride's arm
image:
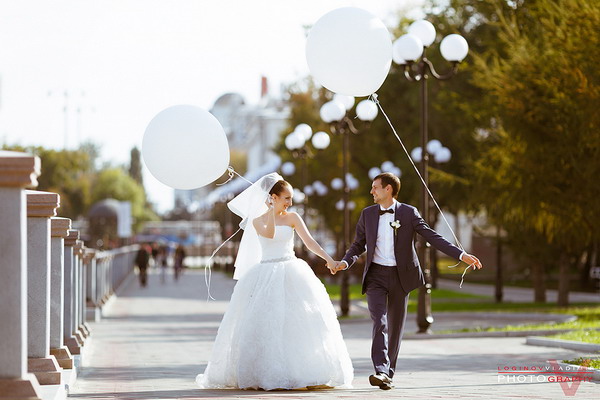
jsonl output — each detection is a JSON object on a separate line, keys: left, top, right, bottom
{"left": 289, "top": 212, "right": 335, "bottom": 268}
{"left": 253, "top": 202, "right": 276, "bottom": 239}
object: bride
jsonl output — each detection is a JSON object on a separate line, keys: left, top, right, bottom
{"left": 196, "top": 173, "right": 354, "bottom": 390}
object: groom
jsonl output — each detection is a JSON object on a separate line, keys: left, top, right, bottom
{"left": 333, "top": 172, "right": 482, "bottom": 390}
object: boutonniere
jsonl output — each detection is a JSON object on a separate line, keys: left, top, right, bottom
{"left": 390, "top": 220, "right": 401, "bottom": 234}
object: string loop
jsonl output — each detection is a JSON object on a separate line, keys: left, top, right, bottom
{"left": 203, "top": 228, "right": 242, "bottom": 301}
{"left": 203, "top": 166, "right": 253, "bottom": 300}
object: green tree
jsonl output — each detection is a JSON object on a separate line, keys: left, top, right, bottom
{"left": 471, "top": 0, "right": 600, "bottom": 305}
{"left": 277, "top": 3, "right": 506, "bottom": 256}
{"left": 128, "top": 147, "right": 144, "bottom": 186}
{"left": 278, "top": 0, "right": 600, "bottom": 307}
{"left": 2, "top": 144, "right": 94, "bottom": 219}
{"left": 91, "top": 168, "right": 158, "bottom": 231}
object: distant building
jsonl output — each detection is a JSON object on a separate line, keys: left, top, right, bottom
{"left": 87, "top": 199, "right": 131, "bottom": 249}
{"left": 174, "top": 77, "right": 289, "bottom": 212}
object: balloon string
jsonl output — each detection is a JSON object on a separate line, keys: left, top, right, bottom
{"left": 449, "top": 262, "right": 475, "bottom": 288}
{"left": 205, "top": 168, "right": 256, "bottom": 299}
{"left": 217, "top": 166, "right": 254, "bottom": 186}
{"left": 370, "top": 93, "right": 471, "bottom": 285}
{"left": 203, "top": 227, "right": 242, "bottom": 301}
{"left": 370, "top": 94, "right": 464, "bottom": 250}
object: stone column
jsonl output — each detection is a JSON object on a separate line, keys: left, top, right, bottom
{"left": 71, "top": 242, "right": 80, "bottom": 344}
{"left": 85, "top": 249, "right": 100, "bottom": 322}
{"left": 97, "top": 254, "right": 111, "bottom": 307}
{"left": 49, "top": 217, "right": 73, "bottom": 369}
{"left": 25, "top": 190, "right": 62, "bottom": 385}
{"left": 63, "top": 230, "right": 81, "bottom": 355}
{"left": 95, "top": 256, "right": 104, "bottom": 308}
{"left": 73, "top": 241, "right": 88, "bottom": 342}
{"left": 0, "top": 151, "right": 42, "bottom": 400}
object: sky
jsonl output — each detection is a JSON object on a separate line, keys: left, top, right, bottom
{"left": 0, "top": 0, "right": 424, "bottom": 213}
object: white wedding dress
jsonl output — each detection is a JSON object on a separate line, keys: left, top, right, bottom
{"left": 196, "top": 225, "right": 354, "bottom": 390}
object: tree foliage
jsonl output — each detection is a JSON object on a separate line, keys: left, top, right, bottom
{"left": 128, "top": 146, "right": 144, "bottom": 186}
{"left": 471, "top": 0, "right": 600, "bottom": 256}
{"left": 91, "top": 167, "right": 157, "bottom": 231}
{"left": 1, "top": 143, "right": 158, "bottom": 230}
{"left": 278, "top": 0, "right": 600, "bottom": 301}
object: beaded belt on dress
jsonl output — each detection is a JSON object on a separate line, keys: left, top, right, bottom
{"left": 260, "top": 255, "right": 296, "bottom": 264}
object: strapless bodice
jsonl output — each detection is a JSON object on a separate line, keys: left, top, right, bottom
{"left": 258, "top": 225, "right": 295, "bottom": 262}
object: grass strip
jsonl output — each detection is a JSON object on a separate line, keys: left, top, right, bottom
{"left": 562, "top": 357, "right": 600, "bottom": 369}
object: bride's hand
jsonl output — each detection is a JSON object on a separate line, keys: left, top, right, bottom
{"left": 265, "top": 196, "right": 274, "bottom": 210}
{"left": 326, "top": 259, "right": 337, "bottom": 275}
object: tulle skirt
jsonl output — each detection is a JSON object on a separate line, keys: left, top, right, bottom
{"left": 196, "top": 257, "right": 354, "bottom": 390}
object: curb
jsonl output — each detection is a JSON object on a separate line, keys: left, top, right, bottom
{"left": 337, "top": 321, "right": 593, "bottom": 339}
{"left": 403, "top": 329, "right": 588, "bottom": 340}
{"left": 546, "top": 361, "right": 600, "bottom": 382}
{"left": 526, "top": 336, "right": 600, "bottom": 352}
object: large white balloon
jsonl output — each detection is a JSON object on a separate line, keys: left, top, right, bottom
{"left": 306, "top": 7, "right": 392, "bottom": 96}
{"left": 142, "top": 105, "right": 229, "bottom": 190}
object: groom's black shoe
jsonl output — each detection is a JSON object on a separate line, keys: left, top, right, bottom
{"left": 369, "top": 373, "right": 393, "bottom": 390}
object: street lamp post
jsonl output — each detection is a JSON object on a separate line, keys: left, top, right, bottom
{"left": 412, "top": 141, "right": 452, "bottom": 289}
{"left": 321, "top": 95, "right": 378, "bottom": 316}
{"left": 309, "top": 180, "right": 329, "bottom": 244}
{"left": 284, "top": 125, "right": 330, "bottom": 256}
{"left": 393, "top": 20, "right": 468, "bottom": 333}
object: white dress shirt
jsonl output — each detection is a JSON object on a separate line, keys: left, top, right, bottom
{"left": 372, "top": 200, "right": 398, "bottom": 266}
{"left": 341, "top": 200, "right": 466, "bottom": 269}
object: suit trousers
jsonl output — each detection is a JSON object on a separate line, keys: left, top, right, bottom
{"left": 365, "top": 263, "right": 410, "bottom": 378}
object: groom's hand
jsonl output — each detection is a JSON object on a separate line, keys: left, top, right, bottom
{"left": 327, "top": 261, "right": 341, "bottom": 275}
{"left": 326, "top": 260, "right": 338, "bottom": 275}
{"left": 461, "top": 253, "right": 483, "bottom": 270}
{"left": 334, "top": 261, "right": 346, "bottom": 273}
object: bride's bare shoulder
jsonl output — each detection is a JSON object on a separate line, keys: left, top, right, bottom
{"left": 282, "top": 211, "right": 301, "bottom": 225}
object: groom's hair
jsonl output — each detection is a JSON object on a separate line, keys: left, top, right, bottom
{"left": 374, "top": 172, "right": 401, "bottom": 198}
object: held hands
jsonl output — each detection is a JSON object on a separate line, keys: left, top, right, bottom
{"left": 325, "top": 260, "right": 347, "bottom": 275}
{"left": 326, "top": 259, "right": 337, "bottom": 274}
{"left": 460, "top": 253, "right": 483, "bottom": 270}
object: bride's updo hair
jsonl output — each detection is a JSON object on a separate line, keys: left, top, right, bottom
{"left": 269, "top": 180, "right": 292, "bottom": 196}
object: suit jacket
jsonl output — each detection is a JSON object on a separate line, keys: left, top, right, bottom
{"left": 342, "top": 202, "right": 463, "bottom": 294}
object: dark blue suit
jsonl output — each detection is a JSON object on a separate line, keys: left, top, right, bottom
{"left": 342, "top": 202, "right": 463, "bottom": 377}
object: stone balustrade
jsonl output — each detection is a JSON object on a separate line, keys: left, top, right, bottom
{"left": 26, "top": 190, "right": 62, "bottom": 385}
{"left": 0, "top": 150, "right": 140, "bottom": 400}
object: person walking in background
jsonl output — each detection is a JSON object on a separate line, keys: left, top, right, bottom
{"left": 151, "top": 242, "right": 159, "bottom": 269}
{"left": 158, "top": 244, "right": 169, "bottom": 284}
{"left": 135, "top": 243, "right": 151, "bottom": 288}
{"left": 174, "top": 244, "right": 186, "bottom": 281}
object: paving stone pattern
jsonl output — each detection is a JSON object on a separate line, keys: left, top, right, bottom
{"left": 69, "top": 269, "right": 598, "bottom": 399}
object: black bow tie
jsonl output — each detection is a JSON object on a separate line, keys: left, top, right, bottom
{"left": 379, "top": 209, "right": 394, "bottom": 216}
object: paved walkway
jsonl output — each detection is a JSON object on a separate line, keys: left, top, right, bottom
{"left": 69, "top": 269, "right": 598, "bottom": 399}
